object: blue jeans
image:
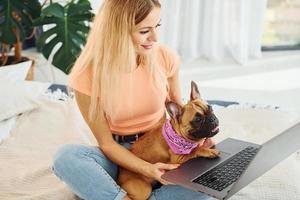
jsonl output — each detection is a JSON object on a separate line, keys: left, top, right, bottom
{"left": 52, "top": 144, "right": 213, "bottom": 200}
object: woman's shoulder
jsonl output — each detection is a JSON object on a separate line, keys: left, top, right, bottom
{"left": 157, "top": 44, "right": 180, "bottom": 78}
{"left": 157, "top": 45, "right": 179, "bottom": 61}
{"left": 68, "top": 65, "right": 93, "bottom": 96}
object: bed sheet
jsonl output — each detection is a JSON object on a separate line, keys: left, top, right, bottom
{"left": 0, "top": 93, "right": 299, "bottom": 200}
{"left": 0, "top": 117, "right": 18, "bottom": 143}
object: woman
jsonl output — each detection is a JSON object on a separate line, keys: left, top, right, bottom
{"left": 52, "top": 0, "right": 214, "bottom": 199}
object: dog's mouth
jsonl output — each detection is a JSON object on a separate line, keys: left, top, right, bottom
{"left": 188, "top": 125, "right": 219, "bottom": 141}
{"left": 211, "top": 126, "right": 219, "bottom": 135}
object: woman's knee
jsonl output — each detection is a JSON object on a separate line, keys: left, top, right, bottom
{"left": 150, "top": 185, "right": 213, "bottom": 200}
{"left": 52, "top": 144, "right": 85, "bottom": 175}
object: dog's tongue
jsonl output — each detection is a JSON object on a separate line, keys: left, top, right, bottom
{"left": 212, "top": 126, "right": 219, "bottom": 133}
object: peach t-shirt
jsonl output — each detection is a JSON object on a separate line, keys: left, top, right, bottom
{"left": 68, "top": 45, "right": 180, "bottom": 135}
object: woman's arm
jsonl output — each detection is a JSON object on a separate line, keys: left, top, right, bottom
{"left": 75, "top": 91, "right": 178, "bottom": 184}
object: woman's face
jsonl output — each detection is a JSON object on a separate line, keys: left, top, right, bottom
{"left": 132, "top": 7, "right": 161, "bottom": 56}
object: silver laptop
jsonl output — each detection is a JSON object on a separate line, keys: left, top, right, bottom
{"left": 162, "top": 121, "right": 300, "bottom": 200}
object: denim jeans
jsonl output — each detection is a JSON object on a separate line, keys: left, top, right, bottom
{"left": 52, "top": 144, "right": 214, "bottom": 200}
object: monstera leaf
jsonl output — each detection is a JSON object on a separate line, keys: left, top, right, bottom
{"left": 0, "top": 0, "right": 41, "bottom": 45}
{"left": 33, "top": 0, "right": 94, "bottom": 74}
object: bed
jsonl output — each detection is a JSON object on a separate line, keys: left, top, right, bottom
{"left": 0, "top": 69, "right": 300, "bottom": 199}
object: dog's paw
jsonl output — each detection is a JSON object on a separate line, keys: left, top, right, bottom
{"left": 207, "top": 149, "right": 220, "bottom": 158}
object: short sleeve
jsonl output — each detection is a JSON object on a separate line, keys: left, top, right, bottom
{"left": 68, "top": 66, "right": 92, "bottom": 96}
{"left": 158, "top": 45, "right": 181, "bottom": 78}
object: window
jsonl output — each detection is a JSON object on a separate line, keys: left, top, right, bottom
{"left": 262, "top": 0, "right": 300, "bottom": 51}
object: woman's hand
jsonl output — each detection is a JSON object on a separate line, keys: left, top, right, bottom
{"left": 146, "top": 162, "right": 180, "bottom": 185}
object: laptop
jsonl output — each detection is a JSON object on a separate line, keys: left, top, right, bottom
{"left": 162, "top": 121, "right": 300, "bottom": 200}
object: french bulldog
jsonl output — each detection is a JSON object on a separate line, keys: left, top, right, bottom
{"left": 118, "top": 81, "right": 220, "bottom": 200}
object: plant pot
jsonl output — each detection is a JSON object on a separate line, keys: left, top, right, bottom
{"left": 25, "top": 60, "right": 35, "bottom": 81}
{"left": 0, "top": 57, "right": 35, "bottom": 81}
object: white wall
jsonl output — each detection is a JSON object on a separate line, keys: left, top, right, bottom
{"left": 90, "top": 0, "right": 103, "bottom": 12}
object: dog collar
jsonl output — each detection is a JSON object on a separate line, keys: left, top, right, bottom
{"left": 162, "top": 120, "right": 198, "bottom": 155}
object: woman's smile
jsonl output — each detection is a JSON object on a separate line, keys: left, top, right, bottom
{"left": 141, "top": 44, "right": 154, "bottom": 49}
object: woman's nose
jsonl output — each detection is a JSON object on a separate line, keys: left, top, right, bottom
{"left": 148, "top": 29, "right": 158, "bottom": 42}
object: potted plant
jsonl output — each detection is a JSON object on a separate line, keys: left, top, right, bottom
{"left": 33, "top": 0, "right": 94, "bottom": 74}
{"left": 0, "top": 0, "right": 42, "bottom": 79}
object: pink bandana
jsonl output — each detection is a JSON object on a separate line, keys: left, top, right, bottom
{"left": 162, "top": 120, "right": 198, "bottom": 155}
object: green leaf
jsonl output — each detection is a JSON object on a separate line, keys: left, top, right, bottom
{"left": 36, "top": 27, "right": 58, "bottom": 57}
{"left": 69, "top": 13, "right": 94, "bottom": 21}
{"left": 41, "top": 3, "right": 64, "bottom": 19}
{"left": 52, "top": 43, "right": 77, "bottom": 73}
{"left": 0, "top": 0, "right": 41, "bottom": 45}
{"left": 24, "top": 0, "right": 42, "bottom": 19}
{"left": 68, "top": 0, "right": 93, "bottom": 16}
{"left": 33, "top": 16, "right": 60, "bottom": 26}
{"left": 42, "top": 35, "right": 61, "bottom": 59}
{"left": 33, "top": 0, "right": 93, "bottom": 74}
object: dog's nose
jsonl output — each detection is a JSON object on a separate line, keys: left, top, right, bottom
{"left": 206, "top": 115, "right": 219, "bottom": 125}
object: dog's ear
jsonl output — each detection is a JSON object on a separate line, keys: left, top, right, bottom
{"left": 190, "top": 81, "right": 201, "bottom": 101}
{"left": 165, "top": 101, "right": 182, "bottom": 123}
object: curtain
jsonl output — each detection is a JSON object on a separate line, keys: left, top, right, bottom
{"left": 160, "top": 0, "right": 268, "bottom": 64}
{"left": 90, "top": 0, "right": 103, "bottom": 11}
{"left": 87, "top": 0, "right": 268, "bottom": 65}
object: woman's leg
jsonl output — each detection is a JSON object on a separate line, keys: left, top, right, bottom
{"left": 149, "top": 185, "right": 214, "bottom": 200}
{"left": 52, "top": 144, "right": 126, "bottom": 200}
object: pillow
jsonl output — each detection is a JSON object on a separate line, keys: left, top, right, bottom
{"left": 0, "top": 79, "right": 51, "bottom": 121}
{"left": 0, "top": 60, "right": 32, "bottom": 81}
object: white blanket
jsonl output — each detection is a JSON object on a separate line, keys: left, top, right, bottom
{"left": 0, "top": 117, "right": 18, "bottom": 143}
{"left": 0, "top": 97, "right": 83, "bottom": 200}
{"left": 0, "top": 97, "right": 299, "bottom": 200}
{"left": 214, "top": 107, "right": 300, "bottom": 200}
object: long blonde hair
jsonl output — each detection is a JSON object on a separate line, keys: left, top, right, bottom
{"left": 70, "top": 0, "right": 164, "bottom": 121}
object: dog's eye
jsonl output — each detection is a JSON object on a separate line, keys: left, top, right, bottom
{"left": 194, "top": 116, "right": 203, "bottom": 123}
{"left": 194, "top": 113, "right": 203, "bottom": 121}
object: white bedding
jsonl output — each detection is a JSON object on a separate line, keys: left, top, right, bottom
{"left": 0, "top": 94, "right": 299, "bottom": 199}
{"left": 0, "top": 64, "right": 51, "bottom": 142}
{"left": 214, "top": 107, "right": 300, "bottom": 200}
{"left": 0, "top": 117, "right": 18, "bottom": 143}
{"left": 0, "top": 96, "right": 82, "bottom": 200}
{"left": 0, "top": 80, "right": 50, "bottom": 143}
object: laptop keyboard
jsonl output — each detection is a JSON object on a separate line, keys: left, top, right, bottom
{"left": 192, "top": 146, "right": 259, "bottom": 191}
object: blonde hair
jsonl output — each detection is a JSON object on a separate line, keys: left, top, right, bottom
{"left": 70, "top": 0, "right": 164, "bottom": 121}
